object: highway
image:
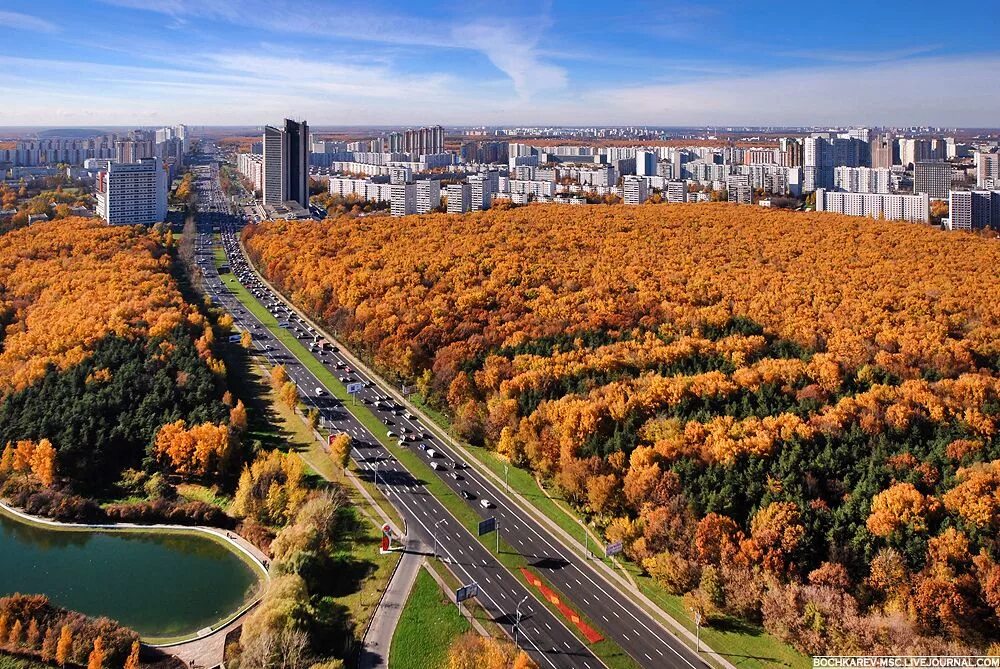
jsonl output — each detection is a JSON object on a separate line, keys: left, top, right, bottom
{"left": 190, "top": 154, "right": 603, "bottom": 669}
{"left": 191, "top": 145, "right": 710, "bottom": 669}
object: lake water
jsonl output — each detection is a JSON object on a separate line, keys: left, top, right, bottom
{"left": 0, "top": 510, "right": 262, "bottom": 639}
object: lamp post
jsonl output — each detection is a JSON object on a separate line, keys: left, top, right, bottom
{"left": 504, "top": 464, "right": 509, "bottom": 493}
{"left": 690, "top": 607, "right": 702, "bottom": 653}
{"left": 514, "top": 596, "right": 528, "bottom": 648}
{"left": 434, "top": 518, "right": 446, "bottom": 560}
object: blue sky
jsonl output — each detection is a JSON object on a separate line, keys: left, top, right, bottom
{"left": 1, "top": 0, "right": 999, "bottom": 127}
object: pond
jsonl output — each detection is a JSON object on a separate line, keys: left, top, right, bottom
{"left": 0, "top": 509, "right": 263, "bottom": 640}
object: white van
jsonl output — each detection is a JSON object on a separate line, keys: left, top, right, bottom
{"left": 426, "top": 449, "right": 437, "bottom": 458}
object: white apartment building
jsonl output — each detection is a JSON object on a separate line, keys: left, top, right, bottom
{"left": 389, "top": 165, "right": 413, "bottom": 185}
{"left": 328, "top": 176, "right": 392, "bottom": 203}
{"left": 815, "top": 189, "right": 929, "bottom": 223}
{"left": 736, "top": 164, "right": 803, "bottom": 196}
{"left": 95, "top": 157, "right": 168, "bottom": 226}
{"left": 976, "top": 152, "right": 1000, "bottom": 189}
{"left": 948, "top": 190, "right": 1000, "bottom": 231}
{"left": 236, "top": 152, "right": 264, "bottom": 193}
{"left": 727, "top": 175, "right": 752, "bottom": 204}
{"left": 833, "top": 166, "right": 891, "bottom": 194}
{"left": 469, "top": 171, "right": 500, "bottom": 211}
{"left": 666, "top": 180, "right": 688, "bottom": 203}
{"left": 508, "top": 179, "right": 555, "bottom": 200}
{"left": 390, "top": 183, "right": 417, "bottom": 216}
{"left": 623, "top": 176, "right": 649, "bottom": 204}
{"left": 446, "top": 183, "right": 472, "bottom": 214}
{"left": 416, "top": 179, "right": 440, "bottom": 213}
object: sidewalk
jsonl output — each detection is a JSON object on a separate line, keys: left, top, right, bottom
{"left": 359, "top": 550, "right": 424, "bottom": 669}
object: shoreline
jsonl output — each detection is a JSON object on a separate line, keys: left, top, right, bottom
{"left": 0, "top": 499, "right": 269, "bottom": 646}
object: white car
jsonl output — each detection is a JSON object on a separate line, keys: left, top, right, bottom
{"left": 315, "top": 387, "right": 324, "bottom": 396}
{"left": 480, "top": 499, "right": 492, "bottom": 509}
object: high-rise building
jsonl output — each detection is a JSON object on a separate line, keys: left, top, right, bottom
{"left": 804, "top": 135, "right": 866, "bottom": 191}
{"left": 898, "top": 138, "right": 936, "bottom": 169}
{"left": 390, "top": 183, "right": 417, "bottom": 216}
{"left": 95, "top": 157, "right": 168, "bottom": 226}
{"left": 468, "top": 171, "right": 499, "bottom": 210}
{"left": 402, "top": 125, "right": 444, "bottom": 155}
{"left": 871, "top": 134, "right": 894, "bottom": 169}
{"left": 262, "top": 119, "right": 310, "bottom": 207}
{"left": 389, "top": 165, "right": 413, "bottom": 185}
{"left": 976, "top": 152, "right": 1000, "bottom": 189}
{"left": 779, "top": 138, "right": 803, "bottom": 167}
{"left": 416, "top": 179, "right": 440, "bottom": 214}
{"left": 834, "top": 167, "right": 891, "bottom": 194}
{"left": 115, "top": 136, "right": 154, "bottom": 163}
{"left": 666, "top": 180, "right": 688, "bottom": 203}
{"left": 636, "top": 150, "right": 657, "bottom": 176}
{"left": 623, "top": 176, "right": 649, "bottom": 205}
{"left": 815, "top": 188, "right": 929, "bottom": 223}
{"left": 913, "top": 161, "right": 952, "bottom": 199}
{"left": 446, "top": 183, "right": 471, "bottom": 214}
{"left": 726, "top": 174, "right": 752, "bottom": 204}
{"left": 948, "top": 190, "right": 1000, "bottom": 231}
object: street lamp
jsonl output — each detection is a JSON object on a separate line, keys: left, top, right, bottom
{"left": 513, "top": 596, "right": 528, "bottom": 648}
{"left": 504, "top": 464, "right": 509, "bottom": 493}
{"left": 690, "top": 607, "right": 702, "bottom": 653}
{"left": 433, "top": 518, "right": 446, "bottom": 561}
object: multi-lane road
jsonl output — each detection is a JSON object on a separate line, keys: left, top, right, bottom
{"left": 189, "top": 148, "right": 709, "bottom": 669}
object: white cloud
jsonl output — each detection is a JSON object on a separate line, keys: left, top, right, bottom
{"left": 0, "top": 10, "right": 58, "bottom": 33}
{"left": 97, "top": 0, "right": 565, "bottom": 100}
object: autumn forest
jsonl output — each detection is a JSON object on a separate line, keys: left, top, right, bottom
{"left": 244, "top": 203, "right": 1000, "bottom": 655}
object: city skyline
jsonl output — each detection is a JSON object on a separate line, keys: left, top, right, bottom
{"left": 1, "top": 0, "right": 999, "bottom": 127}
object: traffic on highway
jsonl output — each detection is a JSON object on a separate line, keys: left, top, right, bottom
{"left": 190, "top": 144, "right": 707, "bottom": 669}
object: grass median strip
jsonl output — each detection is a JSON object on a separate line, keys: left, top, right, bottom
{"left": 389, "top": 567, "right": 471, "bottom": 669}
{"left": 220, "top": 247, "right": 645, "bottom": 669}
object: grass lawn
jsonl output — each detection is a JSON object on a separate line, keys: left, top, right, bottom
{"left": 0, "top": 655, "right": 51, "bottom": 669}
{"left": 176, "top": 483, "right": 231, "bottom": 510}
{"left": 389, "top": 567, "right": 470, "bottom": 669}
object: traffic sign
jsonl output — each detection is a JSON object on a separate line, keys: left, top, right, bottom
{"left": 478, "top": 517, "right": 497, "bottom": 536}
{"left": 605, "top": 541, "right": 623, "bottom": 557}
{"left": 346, "top": 381, "right": 364, "bottom": 394}
{"left": 456, "top": 582, "right": 479, "bottom": 603}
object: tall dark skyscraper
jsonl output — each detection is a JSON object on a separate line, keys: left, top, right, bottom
{"left": 262, "top": 118, "right": 310, "bottom": 208}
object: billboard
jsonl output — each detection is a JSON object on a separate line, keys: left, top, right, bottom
{"left": 478, "top": 517, "right": 497, "bottom": 536}
{"left": 346, "top": 381, "right": 364, "bottom": 394}
{"left": 605, "top": 540, "right": 624, "bottom": 557}
{"left": 456, "top": 583, "right": 479, "bottom": 603}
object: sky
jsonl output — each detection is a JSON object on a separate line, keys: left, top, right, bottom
{"left": 1, "top": 0, "right": 999, "bottom": 128}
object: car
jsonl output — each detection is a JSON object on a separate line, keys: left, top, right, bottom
{"left": 450, "top": 472, "right": 463, "bottom": 481}
{"left": 479, "top": 499, "right": 492, "bottom": 509}
{"left": 398, "top": 440, "right": 406, "bottom": 447}
{"left": 404, "top": 412, "right": 414, "bottom": 419}
{"left": 459, "top": 489, "right": 473, "bottom": 500}
{"left": 315, "top": 387, "right": 324, "bottom": 396}
{"left": 426, "top": 448, "right": 437, "bottom": 458}
{"left": 430, "top": 462, "right": 443, "bottom": 471}
{"left": 386, "top": 431, "right": 396, "bottom": 438}
{"left": 418, "top": 443, "right": 427, "bottom": 451}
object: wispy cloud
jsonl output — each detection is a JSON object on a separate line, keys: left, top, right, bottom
{"left": 778, "top": 45, "right": 943, "bottom": 63}
{"left": 0, "top": 10, "right": 59, "bottom": 34}
{"left": 97, "top": 0, "right": 565, "bottom": 101}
